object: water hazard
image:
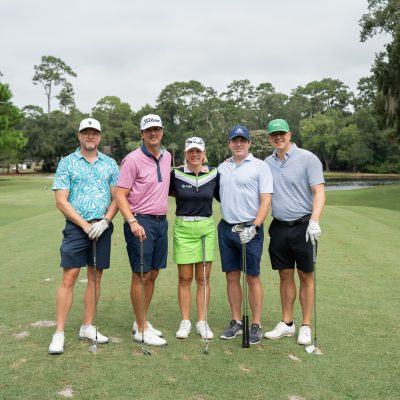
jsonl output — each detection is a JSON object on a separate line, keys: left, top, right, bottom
{"left": 325, "top": 179, "right": 400, "bottom": 191}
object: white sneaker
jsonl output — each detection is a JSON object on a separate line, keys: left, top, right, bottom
{"left": 79, "top": 325, "right": 109, "bottom": 344}
{"left": 134, "top": 328, "right": 167, "bottom": 347}
{"left": 132, "top": 320, "right": 163, "bottom": 337}
{"left": 196, "top": 320, "right": 214, "bottom": 339}
{"left": 48, "top": 332, "right": 64, "bottom": 354}
{"left": 297, "top": 325, "right": 312, "bottom": 345}
{"left": 176, "top": 320, "right": 192, "bottom": 339}
{"left": 264, "top": 321, "right": 295, "bottom": 339}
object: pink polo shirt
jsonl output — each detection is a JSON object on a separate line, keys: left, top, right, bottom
{"left": 118, "top": 145, "right": 172, "bottom": 215}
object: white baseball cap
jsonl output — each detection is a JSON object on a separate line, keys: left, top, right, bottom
{"left": 140, "top": 114, "right": 163, "bottom": 131}
{"left": 184, "top": 137, "right": 205, "bottom": 152}
{"left": 79, "top": 118, "right": 101, "bottom": 132}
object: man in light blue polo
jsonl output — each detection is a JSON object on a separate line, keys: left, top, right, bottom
{"left": 264, "top": 118, "right": 325, "bottom": 346}
{"left": 218, "top": 125, "right": 273, "bottom": 345}
{"left": 48, "top": 117, "right": 119, "bottom": 355}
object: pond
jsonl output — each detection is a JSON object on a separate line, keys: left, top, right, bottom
{"left": 325, "top": 179, "right": 400, "bottom": 191}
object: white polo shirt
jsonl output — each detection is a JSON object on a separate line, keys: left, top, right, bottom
{"left": 218, "top": 153, "right": 273, "bottom": 224}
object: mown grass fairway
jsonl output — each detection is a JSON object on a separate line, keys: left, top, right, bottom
{"left": 0, "top": 175, "right": 399, "bottom": 399}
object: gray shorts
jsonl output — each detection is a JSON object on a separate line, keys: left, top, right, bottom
{"left": 60, "top": 220, "right": 113, "bottom": 269}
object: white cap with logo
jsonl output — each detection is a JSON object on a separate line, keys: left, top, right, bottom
{"left": 79, "top": 118, "right": 101, "bottom": 132}
{"left": 184, "top": 137, "right": 205, "bottom": 152}
{"left": 140, "top": 114, "right": 163, "bottom": 131}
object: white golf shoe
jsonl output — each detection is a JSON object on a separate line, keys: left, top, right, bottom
{"left": 196, "top": 320, "right": 214, "bottom": 339}
{"left": 134, "top": 328, "right": 167, "bottom": 347}
{"left": 176, "top": 320, "right": 192, "bottom": 339}
{"left": 297, "top": 325, "right": 312, "bottom": 345}
{"left": 79, "top": 325, "right": 109, "bottom": 344}
{"left": 264, "top": 321, "right": 295, "bottom": 339}
{"left": 48, "top": 332, "right": 64, "bottom": 354}
{"left": 132, "top": 320, "right": 163, "bottom": 337}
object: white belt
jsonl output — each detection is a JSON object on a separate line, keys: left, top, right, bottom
{"left": 176, "top": 216, "right": 209, "bottom": 222}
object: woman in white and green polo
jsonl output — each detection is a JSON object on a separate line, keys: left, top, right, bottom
{"left": 169, "top": 137, "right": 219, "bottom": 340}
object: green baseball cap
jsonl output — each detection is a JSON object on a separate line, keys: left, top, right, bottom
{"left": 267, "top": 119, "right": 290, "bottom": 135}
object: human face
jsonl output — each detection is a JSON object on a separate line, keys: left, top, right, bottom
{"left": 228, "top": 136, "right": 251, "bottom": 161}
{"left": 268, "top": 131, "right": 292, "bottom": 154}
{"left": 141, "top": 126, "right": 163, "bottom": 149}
{"left": 78, "top": 128, "right": 101, "bottom": 152}
{"left": 185, "top": 148, "right": 205, "bottom": 168}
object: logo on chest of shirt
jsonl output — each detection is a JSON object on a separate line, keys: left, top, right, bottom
{"left": 181, "top": 184, "right": 193, "bottom": 189}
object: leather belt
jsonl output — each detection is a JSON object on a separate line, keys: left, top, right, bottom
{"left": 273, "top": 214, "right": 311, "bottom": 227}
{"left": 134, "top": 213, "right": 166, "bottom": 221}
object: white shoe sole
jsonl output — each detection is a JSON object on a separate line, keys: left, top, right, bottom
{"left": 48, "top": 349, "right": 64, "bottom": 354}
{"left": 220, "top": 330, "right": 243, "bottom": 339}
{"left": 133, "top": 337, "right": 167, "bottom": 347}
{"left": 176, "top": 332, "right": 190, "bottom": 339}
{"left": 78, "top": 336, "right": 109, "bottom": 344}
{"left": 264, "top": 333, "right": 295, "bottom": 340}
{"left": 297, "top": 338, "right": 312, "bottom": 345}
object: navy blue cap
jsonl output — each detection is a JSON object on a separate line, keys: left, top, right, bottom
{"left": 228, "top": 125, "right": 250, "bottom": 141}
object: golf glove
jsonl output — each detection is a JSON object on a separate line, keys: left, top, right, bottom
{"left": 88, "top": 218, "right": 109, "bottom": 239}
{"left": 239, "top": 225, "right": 257, "bottom": 244}
{"left": 306, "top": 220, "right": 321, "bottom": 245}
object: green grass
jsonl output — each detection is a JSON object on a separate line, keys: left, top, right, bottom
{"left": 0, "top": 176, "right": 399, "bottom": 399}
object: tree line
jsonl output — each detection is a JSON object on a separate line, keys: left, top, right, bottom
{"left": 1, "top": 0, "right": 399, "bottom": 173}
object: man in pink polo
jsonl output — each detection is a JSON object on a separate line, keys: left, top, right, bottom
{"left": 116, "top": 114, "right": 171, "bottom": 346}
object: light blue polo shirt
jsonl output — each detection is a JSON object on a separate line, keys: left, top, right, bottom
{"left": 53, "top": 148, "right": 119, "bottom": 221}
{"left": 218, "top": 153, "right": 273, "bottom": 224}
{"left": 265, "top": 143, "right": 324, "bottom": 221}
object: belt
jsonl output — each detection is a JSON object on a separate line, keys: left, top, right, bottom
{"left": 134, "top": 213, "right": 166, "bottom": 221}
{"left": 87, "top": 219, "right": 102, "bottom": 223}
{"left": 176, "top": 216, "right": 209, "bottom": 222}
{"left": 225, "top": 220, "right": 253, "bottom": 227}
{"left": 273, "top": 214, "right": 311, "bottom": 227}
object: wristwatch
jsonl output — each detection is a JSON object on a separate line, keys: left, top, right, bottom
{"left": 127, "top": 217, "right": 137, "bottom": 225}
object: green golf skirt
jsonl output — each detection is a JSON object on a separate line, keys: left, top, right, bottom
{"left": 173, "top": 217, "right": 216, "bottom": 264}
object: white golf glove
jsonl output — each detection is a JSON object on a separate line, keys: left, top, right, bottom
{"left": 239, "top": 225, "right": 257, "bottom": 244}
{"left": 306, "top": 220, "right": 321, "bottom": 245}
{"left": 88, "top": 218, "right": 109, "bottom": 239}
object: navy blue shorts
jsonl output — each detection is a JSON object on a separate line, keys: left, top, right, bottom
{"left": 217, "top": 219, "right": 264, "bottom": 277}
{"left": 268, "top": 219, "right": 314, "bottom": 272}
{"left": 123, "top": 215, "right": 168, "bottom": 273}
{"left": 60, "top": 220, "right": 113, "bottom": 269}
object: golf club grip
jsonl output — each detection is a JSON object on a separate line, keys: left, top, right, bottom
{"left": 242, "top": 315, "right": 250, "bottom": 348}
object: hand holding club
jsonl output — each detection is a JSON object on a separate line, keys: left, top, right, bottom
{"left": 88, "top": 218, "right": 109, "bottom": 239}
{"left": 238, "top": 225, "right": 257, "bottom": 244}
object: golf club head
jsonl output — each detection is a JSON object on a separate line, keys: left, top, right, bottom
{"left": 305, "top": 344, "right": 316, "bottom": 354}
{"left": 141, "top": 345, "right": 151, "bottom": 356}
{"left": 89, "top": 343, "right": 98, "bottom": 353}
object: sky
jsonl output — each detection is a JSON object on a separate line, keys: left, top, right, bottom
{"left": 1, "top": 0, "right": 390, "bottom": 113}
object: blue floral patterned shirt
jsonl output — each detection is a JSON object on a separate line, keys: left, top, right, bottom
{"left": 53, "top": 148, "right": 119, "bottom": 221}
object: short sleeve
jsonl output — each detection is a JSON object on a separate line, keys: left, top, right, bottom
{"left": 52, "top": 158, "right": 70, "bottom": 191}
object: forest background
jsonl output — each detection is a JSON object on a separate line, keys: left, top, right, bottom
{"left": 0, "top": 0, "right": 399, "bottom": 173}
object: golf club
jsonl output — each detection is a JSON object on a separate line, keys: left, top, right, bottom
{"left": 89, "top": 239, "right": 98, "bottom": 353}
{"left": 231, "top": 225, "right": 250, "bottom": 348}
{"left": 306, "top": 242, "right": 318, "bottom": 354}
{"left": 139, "top": 239, "right": 151, "bottom": 356}
{"left": 201, "top": 235, "right": 209, "bottom": 355}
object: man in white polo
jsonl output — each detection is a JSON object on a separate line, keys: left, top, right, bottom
{"left": 218, "top": 125, "right": 273, "bottom": 345}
